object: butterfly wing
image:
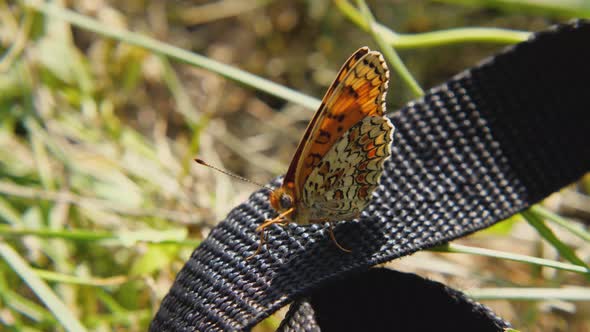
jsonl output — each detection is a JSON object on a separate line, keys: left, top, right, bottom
{"left": 283, "top": 47, "right": 391, "bottom": 224}
{"left": 287, "top": 48, "right": 388, "bottom": 190}
{"left": 301, "top": 115, "right": 394, "bottom": 222}
{"left": 282, "top": 47, "right": 370, "bottom": 188}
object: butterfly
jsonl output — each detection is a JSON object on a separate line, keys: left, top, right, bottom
{"left": 250, "top": 47, "right": 395, "bottom": 258}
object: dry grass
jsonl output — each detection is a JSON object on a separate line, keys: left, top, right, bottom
{"left": 0, "top": 0, "right": 588, "bottom": 331}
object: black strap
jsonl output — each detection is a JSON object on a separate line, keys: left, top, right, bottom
{"left": 277, "top": 268, "right": 510, "bottom": 332}
{"left": 150, "top": 20, "right": 590, "bottom": 331}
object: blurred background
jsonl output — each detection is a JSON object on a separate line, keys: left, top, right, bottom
{"left": 1, "top": 0, "right": 589, "bottom": 331}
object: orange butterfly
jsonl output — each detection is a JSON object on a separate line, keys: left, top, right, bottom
{"left": 251, "top": 47, "right": 394, "bottom": 258}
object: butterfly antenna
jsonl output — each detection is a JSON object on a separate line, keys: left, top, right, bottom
{"left": 194, "top": 158, "right": 274, "bottom": 191}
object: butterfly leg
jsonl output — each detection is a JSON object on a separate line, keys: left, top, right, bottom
{"left": 246, "top": 230, "right": 267, "bottom": 260}
{"left": 246, "top": 207, "right": 294, "bottom": 260}
{"left": 328, "top": 223, "right": 352, "bottom": 253}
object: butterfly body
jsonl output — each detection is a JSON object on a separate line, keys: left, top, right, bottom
{"left": 263, "top": 47, "right": 394, "bottom": 240}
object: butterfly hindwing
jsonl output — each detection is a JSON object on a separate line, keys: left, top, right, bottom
{"left": 301, "top": 115, "right": 394, "bottom": 222}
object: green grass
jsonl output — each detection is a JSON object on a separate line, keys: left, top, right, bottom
{"left": 1, "top": 0, "right": 589, "bottom": 331}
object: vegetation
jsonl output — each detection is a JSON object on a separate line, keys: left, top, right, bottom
{"left": 0, "top": 0, "right": 588, "bottom": 330}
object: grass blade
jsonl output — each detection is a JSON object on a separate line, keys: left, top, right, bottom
{"left": 25, "top": 0, "right": 321, "bottom": 111}
{"left": 0, "top": 243, "right": 88, "bottom": 332}
{"left": 522, "top": 210, "right": 590, "bottom": 275}
{"left": 433, "top": 243, "right": 590, "bottom": 275}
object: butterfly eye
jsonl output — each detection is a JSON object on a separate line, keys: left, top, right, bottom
{"left": 279, "top": 194, "right": 293, "bottom": 209}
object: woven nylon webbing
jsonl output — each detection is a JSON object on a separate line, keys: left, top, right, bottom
{"left": 150, "top": 20, "right": 590, "bottom": 331}
{"left": 277, "top": 268, "right": 510, "bottom": 332}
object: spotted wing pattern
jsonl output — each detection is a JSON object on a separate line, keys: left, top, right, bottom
{"left": 299, "top": 115, "right": 394, "bottom": 223}
{"left": 280, "top": 48, "right": 389, "bottom": 207}
{"left": 281, "top": 48, "right": 368, "bottom": 195}
{"left": 293, "top": 49, "right": 389, "bottom": 195}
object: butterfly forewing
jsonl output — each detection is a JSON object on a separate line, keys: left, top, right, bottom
{"left": 282, "top": 48, "right": 370, "bottom": 193}
{"left": 294, "top": 48, "right": 389, "bottom": 193}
